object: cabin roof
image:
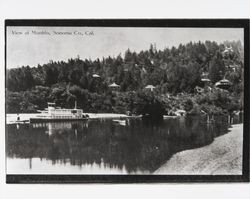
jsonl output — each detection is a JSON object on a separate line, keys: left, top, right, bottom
{"left": 215, "top": 79, "right": 232, "bottom": 86}
{"left": 109, "top": 83, "right": 120, "bottom": 87}
{"left": 92, "top": 74, "right": 100, "bottom": 78}
{"left": 145, "top": 85, "right": 155, "bottom": 89}
{"left": 223, "top": 46, "right": 234, "bottom": 53}
{"left": 201, "top": 78, "right": 211, "bottom": 82}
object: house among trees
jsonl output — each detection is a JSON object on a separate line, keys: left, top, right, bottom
{"left": 194, "top": 86, "right": 204, "bottom": 94}
{"left": 200, "top": 72, "right": 211, "bottom": 87}
{"left": 6, "top": 40, "right": 243, "bottom": 115}
{"left": 108, "top": 82, "right": 120, "bottom": 91}
{"left": 215, "top": 78, "right": 232, "bottom": 90}
{"left": 145, "top": 85, "right": 156, "bottom": 91}
{"left": 228, "top": 64, "right": 240, "bottom": 72}
{"left": 201, "top": 78, "right": 211, "bottom": 85}
{"left": 222, "top": 46, "right": 234, "bottom": 56}
{"left": 175, "top": 109, "right": 186, "bottom": 116}
{"left": 92, "top": 74, "right": 100, "bottom": 78}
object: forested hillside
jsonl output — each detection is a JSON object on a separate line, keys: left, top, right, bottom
{"left": 6, "top": 40, "right": 244, "bottom": 116}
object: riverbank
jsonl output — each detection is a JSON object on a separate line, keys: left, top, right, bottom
{"left": 154, "top": 124, "right": 243, "bottom": 175}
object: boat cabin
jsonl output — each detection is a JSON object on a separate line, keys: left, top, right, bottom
{"left": 47, "top": 102, "right": 83, "bottom": 119}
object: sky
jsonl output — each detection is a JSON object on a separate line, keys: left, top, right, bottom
{"left": 6, "top": 27, "right": 244, "bottom": 69}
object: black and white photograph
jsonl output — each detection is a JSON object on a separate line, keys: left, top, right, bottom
{"left": 5, "top": 20, "right": 249, "bottom": 183}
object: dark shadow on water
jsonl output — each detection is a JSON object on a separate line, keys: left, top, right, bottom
{"left": 6, "top": 115, "right": 241, "bottom": 174}
{"left": 141, "top": 115, "right": 164, "bottom": 127}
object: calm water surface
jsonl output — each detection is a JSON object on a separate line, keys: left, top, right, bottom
{"left": 6, "top": 116, "right": 241, "bottom": 174}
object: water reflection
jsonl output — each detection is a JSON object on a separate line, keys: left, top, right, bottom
{"left": 7, "top": 115, "right": 241, "bottom": 174}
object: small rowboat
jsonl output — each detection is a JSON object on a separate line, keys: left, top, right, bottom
{"left": 113, "top": 119, "right": 126, "bottom": 126}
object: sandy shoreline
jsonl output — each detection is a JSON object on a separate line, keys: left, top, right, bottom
{"left": 154, "top": 124, "right": 243, "bottom": 175}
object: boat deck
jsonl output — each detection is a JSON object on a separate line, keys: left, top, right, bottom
{"left": 29, "top": 117, "right": 88, "bottom": 123}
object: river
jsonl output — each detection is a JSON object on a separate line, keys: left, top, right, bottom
{"left": 6, "top": 115, "right": 242, "bottom": 174}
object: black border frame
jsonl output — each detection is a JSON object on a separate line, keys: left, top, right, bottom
{"left": 5, "top": 19, "right": 250, "bottom": 183}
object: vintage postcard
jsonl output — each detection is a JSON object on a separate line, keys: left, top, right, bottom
{"left": 5, "top": 19, "right": 249, "bottom": 183}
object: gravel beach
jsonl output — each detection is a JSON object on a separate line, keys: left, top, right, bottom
{"left": 154, "top": 124, "right": 243, "bottom": 175}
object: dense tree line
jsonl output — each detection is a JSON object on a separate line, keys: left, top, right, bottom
{"left": 6, "top": 40, "right": 244, "bottom": 115}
